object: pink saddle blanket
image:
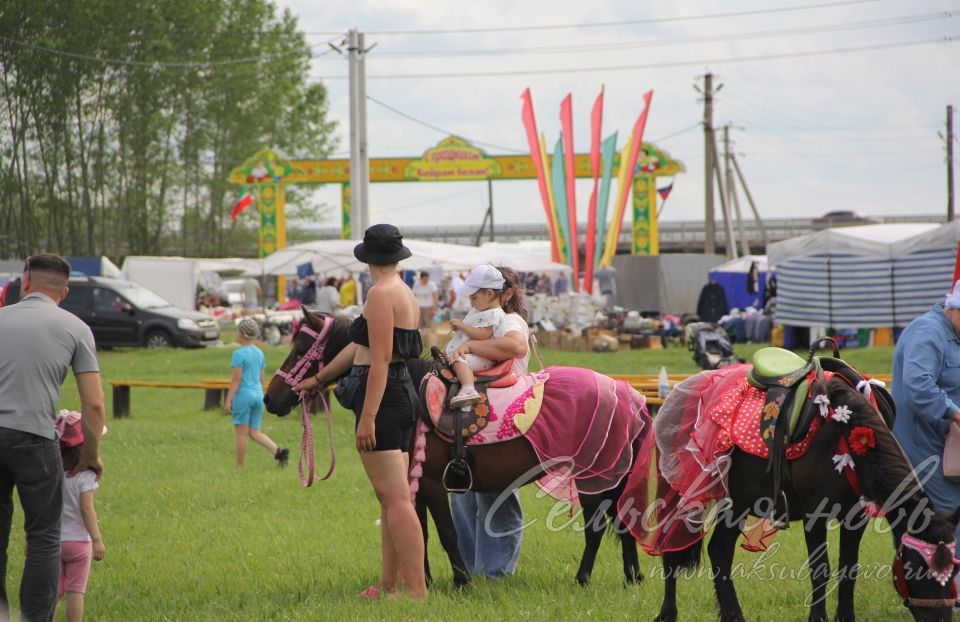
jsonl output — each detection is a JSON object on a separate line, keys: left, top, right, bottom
{"left": 422, "top": 372, "right": 549, "bottom": 445}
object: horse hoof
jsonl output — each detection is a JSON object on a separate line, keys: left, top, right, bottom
{"left": 624, "top": 571, "right": 644, "bottom": 586}
{"left": 653, "top": 613, "right": 677, "bottom": 622}
{"left": 576, "top": 574, "right": 590, "bottom": 587}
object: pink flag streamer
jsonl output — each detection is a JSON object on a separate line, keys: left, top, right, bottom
{"left": 608, "top": 90, "right": 654, "bottom": 257}
{"left": 521, "top": 88, "right": 561, "bottom": 262}
{"left": 584, "top": 87, "right": 604, "bottom": 294}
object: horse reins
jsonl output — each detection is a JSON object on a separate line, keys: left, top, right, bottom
{"left": 275, "top": 318, "right": 336, "bottom": 487}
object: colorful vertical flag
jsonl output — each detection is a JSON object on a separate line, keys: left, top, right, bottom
{"left": 584, "top": 87, "right": 604, "bottom": 294}
{"left": 595, "top": 132, "right": 618, "bottom": 268}
{"left": 230, "top": 188, "right": 255, "bottom": 221}
{"left": 539, "top": 132, "right": 567, "bottom": 263}
{"left": 600, "top": 90, "right": 654, "bottom": 267}
{"left": 551, "top": 137, "right": 571, "bottom": 266}
{"left": 559, "top": 94, "right": 579, "bottom": 291}
{"left": 521, "top": 88, "right": 561, "bottom": 262}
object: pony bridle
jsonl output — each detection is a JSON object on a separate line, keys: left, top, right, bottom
{"left": 275, "top": 318, "right": 335, "bottom": 487}
{"left": 893, "top": 534, "right": 960, "bottom": 609}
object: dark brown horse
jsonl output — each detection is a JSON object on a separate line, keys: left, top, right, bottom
{"left": 263, "top": 310, "right": 650, "bottom": 588}
{"left": 651, "top": 373, "right": 960, "bottom": 622}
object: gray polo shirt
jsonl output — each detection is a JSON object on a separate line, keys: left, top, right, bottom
{"left": 0, "top": 292, "right": 99, "bottom": 439}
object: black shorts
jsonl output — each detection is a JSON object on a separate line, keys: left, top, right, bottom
{"left": 349, "top": 363, "right": 418, "bottom": 452}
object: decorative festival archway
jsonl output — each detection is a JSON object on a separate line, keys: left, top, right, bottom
{"left": 227, "top": 136, "right": 683, "bottom": 259}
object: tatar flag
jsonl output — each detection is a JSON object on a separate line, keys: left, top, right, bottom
{"left": 230, "top": 189, "right": 254, "bottom": 221}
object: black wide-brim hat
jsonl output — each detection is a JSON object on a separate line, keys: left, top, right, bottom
{"left": 354, "top": 223, "right": 413, "bottom": 265}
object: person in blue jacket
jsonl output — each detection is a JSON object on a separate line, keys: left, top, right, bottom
{"left": 892, "top": 281, "right": 960, "bottom": 550}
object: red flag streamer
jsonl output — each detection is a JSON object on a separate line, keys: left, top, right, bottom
{"left": 952, "top": 241, "right": 960, "bottom": 286}
{"left": 607, "top": 90, "right": 654, "bottom": 257}
{"left": 521, "top": 89, "right": 561, "bottom": 262}
{"left": 560, "top": 94, "right": 579, "bottom": 291}
{"left": 584, "top": 87, "right": 604, "bottom": 294}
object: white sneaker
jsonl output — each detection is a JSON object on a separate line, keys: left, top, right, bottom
{"left": 449, "top": 387, "right": 482, "bottom": 408}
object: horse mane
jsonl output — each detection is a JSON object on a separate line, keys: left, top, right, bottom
{"left": 318, "top": 314, "right": 354, "bottom": 369}
{"left": 824, "top": 377, "right": 956, "bottom": 543}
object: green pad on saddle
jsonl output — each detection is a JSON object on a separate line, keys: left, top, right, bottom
{"left": 787, "top": 379, "right": 809, "bottom": 436}
{"left": 751, "top": 347, "right": 807, "bottom": 379}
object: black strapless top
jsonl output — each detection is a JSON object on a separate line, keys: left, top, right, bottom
{"left": 348, "top": 315, "right": 423, "bottom": 359}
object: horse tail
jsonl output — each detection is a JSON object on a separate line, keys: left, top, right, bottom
{"left": 408, "top": 418, "right": 429, "bottom": 504}
{"left": 671, "top": 539, "right": 703, "bottom": 571}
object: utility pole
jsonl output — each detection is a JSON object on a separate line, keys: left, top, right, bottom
{"left": 724, "top": 125, "right": 750, "bottom": 257}
{"left": 347, "top": 29, "right": 371, "bottom": 240}
{"left": 731, "top": 154, "right": 768, "bottom": 248}
{"left": 710, "top": 134, "right": 736, "bottom": 259}
{"left": 948, "top": 104, "right": 955, "bottom": 221}
{"left": 700, "top": 73, "right": 717, "bottom": 255}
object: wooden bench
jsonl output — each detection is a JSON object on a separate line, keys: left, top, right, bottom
{"left": 109, "top": 379, "right": 329, "bottom": 418}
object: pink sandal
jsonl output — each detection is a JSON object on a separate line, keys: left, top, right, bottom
{"left": 358, "top": 585, "right": 382, "bottom": 599}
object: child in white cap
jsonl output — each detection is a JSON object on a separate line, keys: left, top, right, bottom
{"left": 445, "top": 265, "right": 508, "bottom": 407}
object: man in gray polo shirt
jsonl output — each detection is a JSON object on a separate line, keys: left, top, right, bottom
{"left": 0, "top": 253, "right": 105, "bottom": 622}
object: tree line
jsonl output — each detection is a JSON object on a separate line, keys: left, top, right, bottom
{"left": 0, "top": 0, "right": 337, "bottom": 261}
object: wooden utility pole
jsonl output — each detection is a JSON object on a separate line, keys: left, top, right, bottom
{"left": 724, "top": 126, "right": 750, "bottom": 257}
{"left": 731, "top": 154, "right": 768, "bottom": 247}
{"left": 710, "top": 134, "right": 735, "bottom": 259}
{"left": 702, "top": 73, "right": 716, "bottom": 254}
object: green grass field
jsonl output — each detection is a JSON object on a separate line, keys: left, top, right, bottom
{"left": 5, "top": 341, "right": 914, "bottom": 621}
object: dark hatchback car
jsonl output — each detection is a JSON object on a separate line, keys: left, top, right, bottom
{"left": 0, "top": 275, "right": 220, "bottom": 348}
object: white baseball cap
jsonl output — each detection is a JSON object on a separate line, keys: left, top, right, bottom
{"left": 456, "top": 264, "right": 504, "bottom": 297}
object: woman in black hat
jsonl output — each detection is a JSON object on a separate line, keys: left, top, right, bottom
{"left": 300, "top": 223, "right": 427, "bottom": 599}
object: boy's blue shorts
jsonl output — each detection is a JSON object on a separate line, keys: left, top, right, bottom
{"left": 232, "top": 390, "right": 264, "bottom": 429}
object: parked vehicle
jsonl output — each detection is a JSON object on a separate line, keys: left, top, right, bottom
{"left": 811, "top": 210, "right": 876, "bottom": 227}
{"left": 0, "top": 276, "right": 219, "bottom": 348}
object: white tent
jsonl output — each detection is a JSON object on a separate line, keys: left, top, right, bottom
{"left": 767, "top": 222, "right": 953, "bottom": 328}
{"left": 256, "top": 239, "right": 572, "bottom": 277}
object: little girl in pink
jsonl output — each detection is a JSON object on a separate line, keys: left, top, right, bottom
{"left": 55, "top": 410, "right": 105, "bottom": 622}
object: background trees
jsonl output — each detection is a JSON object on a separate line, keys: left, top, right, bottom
{"left": 0, "top": 0, "right": 336, "bottom": 259}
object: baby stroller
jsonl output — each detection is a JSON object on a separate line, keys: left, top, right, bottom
{"left": 685, "top": 322, "right": 742, "bottom": 371}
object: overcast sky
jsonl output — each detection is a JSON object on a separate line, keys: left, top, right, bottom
{"left": 273, "top": 0, "right": 959, "bottom": 230}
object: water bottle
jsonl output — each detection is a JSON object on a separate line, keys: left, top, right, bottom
{"left": 658, "top": 366, "right": 670, "bottom": 399}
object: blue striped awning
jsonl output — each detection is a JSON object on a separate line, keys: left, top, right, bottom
{"left": 774, "top": 246, "right": 954, "bottom": 328}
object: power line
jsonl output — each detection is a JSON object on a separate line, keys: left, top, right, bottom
{"left": 0, "top": 34, "right": 340, "bottom": 69}
{"left": 363, "top": 11, "right": 955, "bottom": 58}
{"left": 317, "top": 35, "right": 958, "bottom": 80}
{"left": 355, "top": 0, "right": 889, "bottom": 35}
{"left": 366, "top": 95, "right": 527, "bottom": 153}
{"left": 375, "top": 188, "right": 484, "bottom": 214}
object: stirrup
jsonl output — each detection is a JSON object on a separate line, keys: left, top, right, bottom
{"left": 442, "top": 459, "right": 473, "bottom": 493}
{"left": 769, "top": 491, "right": 790, "bottom": 530}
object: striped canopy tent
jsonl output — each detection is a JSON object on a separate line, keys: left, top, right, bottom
{"left": 767, "top": 222, "right": 958, "bottom": 329}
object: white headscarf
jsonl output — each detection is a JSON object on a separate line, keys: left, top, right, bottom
{"left": 945, "top": 280, "right": 960, "bottom": 309}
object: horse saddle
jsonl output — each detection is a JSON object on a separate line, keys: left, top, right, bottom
{"left": 425, "top": 348, "right": 518, "bottom": 439}
{"left": 749, "top": 348, "right": 817, "bottom": 446}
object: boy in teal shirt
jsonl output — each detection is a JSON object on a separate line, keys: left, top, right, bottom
{"left": 225, "top": 317, "right": 288, "bottom": 467}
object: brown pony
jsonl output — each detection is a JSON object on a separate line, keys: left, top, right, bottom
{"left": 264, "top": 310, "right": 650, "bottom": 588}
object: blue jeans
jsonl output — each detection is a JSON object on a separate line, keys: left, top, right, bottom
{"left": 450, "top": 490, "right": 523, "bottom": 577}
{"left": 0, "top": 428, "right": 63, "bottom": 622}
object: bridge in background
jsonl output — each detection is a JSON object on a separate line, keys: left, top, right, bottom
{"left": 301, "top": 214, "right": 944, "bottom": 254}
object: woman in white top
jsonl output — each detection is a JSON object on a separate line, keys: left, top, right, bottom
{"left": 448, "top": 266, "right": 529, "bottom": 577}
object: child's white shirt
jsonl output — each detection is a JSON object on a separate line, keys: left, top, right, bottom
{"left": 445, "top": 307, "right": 508, "bottom": 356}
{"left": 61, "top": 470, "right": 98, "bottom": 542}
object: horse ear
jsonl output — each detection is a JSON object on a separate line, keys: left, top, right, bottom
{"left": 302, "top": 308, "right": 321, "bottom": 328}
